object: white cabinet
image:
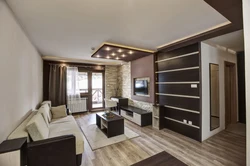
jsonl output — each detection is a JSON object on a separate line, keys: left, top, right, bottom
{"left": 133, "top": 113, "right": 141, "bottom": 125}
{"left": 120, "top": 106, "right": 152, "bottom": 127}
{"left": 121, "top": 109, "right": 142, "bottom": 126}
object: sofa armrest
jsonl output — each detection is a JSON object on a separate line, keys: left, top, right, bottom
{"left": 27, "top": 135, "right": 77, "bottom": 166}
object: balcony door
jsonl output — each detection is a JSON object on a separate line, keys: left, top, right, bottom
{"left": 78, "top": 70, "right": 104, "bottom": 111}
{"left": 92, "top": 72, "right": 104, "bottom": 109}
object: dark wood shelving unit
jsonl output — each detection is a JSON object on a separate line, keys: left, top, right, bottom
{"left": 155, "top": 43, "right": 202, "bottom": 142}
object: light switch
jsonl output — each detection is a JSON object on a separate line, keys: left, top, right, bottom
{"left": 191, "top": 84, "right": 197, "bottom": 88}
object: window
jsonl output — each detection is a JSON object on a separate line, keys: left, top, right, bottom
{"left": 78, "top": 72, "right": 88, "bottom": 93}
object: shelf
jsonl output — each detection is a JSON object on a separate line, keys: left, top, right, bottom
{"left": 164, "top": 117, "right": 200, "bottom": 129}
{"left": 155, "top": 51, "right": 199, "bottom": 63}
{"left": 164, "top": 105, "right": 200, "bottom": 114}
{"left": 101, "top": 119, "right": 107, "bottom": 128}
{"left": 155, "top": 66, "right": 199, "bottom": 74}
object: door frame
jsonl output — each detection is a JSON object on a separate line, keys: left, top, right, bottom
{"left": 78, "top": 70, "right": 105, "bottom": 111}
{"left": 224, "top": 61, "right": 237, "bottom": 128}
{"left": 91, "top": 71, "right": 105, "bottom": 111}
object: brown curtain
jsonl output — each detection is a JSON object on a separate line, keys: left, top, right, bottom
{"left": 48, "top": 64, "right": 67, "bottom": 106}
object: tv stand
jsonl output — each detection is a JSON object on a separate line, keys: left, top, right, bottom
{"left": 120, "top": 106, "right": 152, "bottom": 127}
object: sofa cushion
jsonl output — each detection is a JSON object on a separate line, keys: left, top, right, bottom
{"left": 38, "top": 104, "right": 52, "bottom": 127}
{"left": 49, "top": 116, "right": 84, "bottom": 155}
{"left": 51, "top": 105, "right": 67, "bottom": 119}
{"left": 41, "top": 101, "right": 52, "bottom": 108}
{"left": 38, "top": 104, "right": 52, "bottom": 123}
{"left": 26, "top": 113, "right": 49, "bottom": 141}
{"left": 8, "top": 111, "right": 38, "bottom": 142}
{"left": 50, "top": 116, "right": 76, "bottom": 124}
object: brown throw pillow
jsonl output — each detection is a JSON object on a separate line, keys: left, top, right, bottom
{"left": 51, "top": 105, "right": 67, "bottom": 119}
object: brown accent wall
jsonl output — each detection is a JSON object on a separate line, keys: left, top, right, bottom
{"left": 131, "top": 55, "right": 155, "bottom": 103}
{"left": 155, "top": 43, "right": 201, "bottom": 142}
{"left": 237, "top": 51, "right": 246, "bottom": 123}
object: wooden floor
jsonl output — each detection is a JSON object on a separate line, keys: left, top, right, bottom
{"left": 75, "top": 112, "right": 246, "bottom": 166}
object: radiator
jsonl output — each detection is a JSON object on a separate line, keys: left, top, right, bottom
{"left": 67, "top": 98, "right": 88, "bottom": 113}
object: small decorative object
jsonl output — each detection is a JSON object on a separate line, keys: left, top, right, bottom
{"left": 104, "top": 108, "right": 114, "bottom": 118}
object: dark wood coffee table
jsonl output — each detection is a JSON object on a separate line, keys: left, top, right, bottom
{"left": 96, "top": 112, "right": 124, "bottom": 138}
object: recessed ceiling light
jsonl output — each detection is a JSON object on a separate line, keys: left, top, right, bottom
{"left": 129, "top": 51, "right": 133, "bottom": 54}
{"left": 118, "top": 49, "right": 122, "bottom": 53}
{"left": 106, "top": 47, "right": 111, "bottom": 51}
{"left": 96, "top": 54, "right": 100, "bottom": 58}
{"left": 111, "top": 52, "right": 116, "bottom": 56}
{"left": 107, "top": 56, "right": 110, "bottom": 59}
{"left": 116, "top": 57, "right": 119, "bottom": 60}
{"left": 122, "top": 54, "right": 126, "bottom": 57}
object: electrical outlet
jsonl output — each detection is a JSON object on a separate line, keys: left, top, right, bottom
{"left": 183, "top": 119, "right": 187, "bottom": 123}
{"left": 188, "top": 121, "right": 192, "bottom": 125}
{"left": 191, "top": 84, "right": 197, "bottom": 88}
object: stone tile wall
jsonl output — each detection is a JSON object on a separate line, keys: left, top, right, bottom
{"left": 105, "top": 63, "right": 158, "bottom": 112}
{"left": 105, "top": 66, "right": 118, "bottom": 99}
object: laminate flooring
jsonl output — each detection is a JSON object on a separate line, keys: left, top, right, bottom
{"left": 74, "top": 112, "right": 246, "bottom": 166}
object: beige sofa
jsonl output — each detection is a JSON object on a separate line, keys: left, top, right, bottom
{"left": 8, "top": 101, "right": 84, "bottom": 166}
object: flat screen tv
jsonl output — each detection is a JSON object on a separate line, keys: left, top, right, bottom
{"left": 134, "top": 79, "right": 149, "bottom": 96}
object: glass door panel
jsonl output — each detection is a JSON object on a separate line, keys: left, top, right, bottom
{"left": 92, "top": 72, "right": 103, "bottom": 108}
{"left": 78, "top": 72, "right": 88, "bottom": 93}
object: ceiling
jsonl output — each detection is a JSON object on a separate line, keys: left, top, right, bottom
{"left": 206, "top": 30, "right": 244, "bottom": 52}
{"left": 6, "top": 0, "right": 229, "bottom": 65}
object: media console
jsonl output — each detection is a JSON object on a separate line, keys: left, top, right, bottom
{"left": 120, "top": 105, "right": 152, "bottom": 127}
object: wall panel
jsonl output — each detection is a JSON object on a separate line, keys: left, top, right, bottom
{"left": 156, "top": 43, "right": 201, "bottom": 141}
{"left": 157, "top": 54, "right": 199, "bottom": 71}
{"left": 158, "top": 84, "right": 199, "bottom": 96}
{"left": 158, "top": 95, "right": 200, "bottom": 111}
{"left": 158, "top": 69, "right": 199, "bottom": 82}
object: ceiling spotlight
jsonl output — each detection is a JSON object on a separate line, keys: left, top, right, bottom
{"left": 106, "top": 47, "right": 111, "bottom": 51}
{"left": 116, "top": 57, "right": 119, "bottom": 60}
{"left": 107, "top": 56, "right": 110, "bottom": 59}
{"left": 129, "top": 50, "right": 133, "bottom": 54}
{"left": 118, "top": 49, "right": 122, "bottom": 53}
{"left": 111, "top": 52, "right": 116, "bottom": 56}
{"left": 96, "top": 54, "right": 100, "bottom": 58}
{"left": 122, "top": 54, "right": 126, "bottom": 57}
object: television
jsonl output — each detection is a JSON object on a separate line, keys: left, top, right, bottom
{"left": 134, "top": 79, "right": 149, "bottom": 96}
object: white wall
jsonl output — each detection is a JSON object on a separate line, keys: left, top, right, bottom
{"left": 201, "top": 42, "right": 238, "bottom": 141}
{"left": 0, "top": 0, "right": 43, "bottom": 143}
{"left": 242, "top": 0, "right": 250, "bottom": 165}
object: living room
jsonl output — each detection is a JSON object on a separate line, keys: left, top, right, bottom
{"left": 0, "top": 0, "right": 249, "bottom": 166}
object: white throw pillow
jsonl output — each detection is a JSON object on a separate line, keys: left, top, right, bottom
{"left": 39, "top": 104, "right": 52, "bottom": 123}
{"left": 26, "top": 113, "right": 49, "bottom": 141}
{"left": 38, "top": 108, "right": 49, "bottom": 127}
{"left": 41, "top": 101, "right": 52, "bottom": 108}
{"left": 51, "top": 105, "right": 67, "bottom": 119}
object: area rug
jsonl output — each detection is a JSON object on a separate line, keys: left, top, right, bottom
{"left": 131, "top": 151, "right": 187, "bottom": 166}
{"left": 80, "top": 123, "right": 139, "bottom": 150}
